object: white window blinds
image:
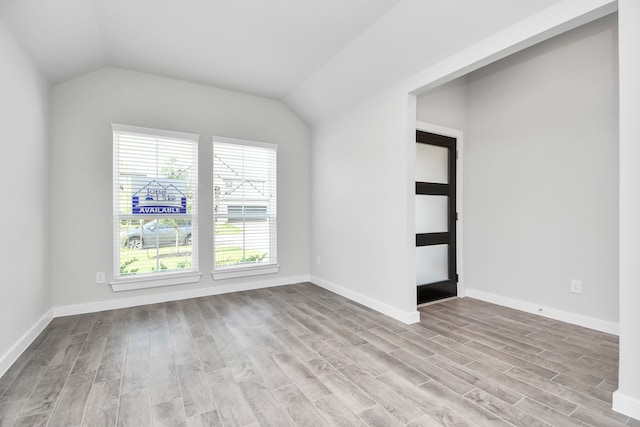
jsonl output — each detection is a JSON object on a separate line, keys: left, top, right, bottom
{"left": 113, "top": 124, "right": 199, "bottom": 280}
{"left": 213, "top": 137, "right": 277, "bottom": 275}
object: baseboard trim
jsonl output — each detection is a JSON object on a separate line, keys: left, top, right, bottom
{"left": 613, "top": 390, "right": 640, "bottom": 421}
{"left": 465, "top": 288, "right": 619, "bottom": 335}
{"left": 0, "top": 309, "right": 53, "bottom": 377}
{"left": 310, "top": 276, "right": 420, "bottom": 324}
{"left": 52, "top": 275, "right": 310, "bottom": 317}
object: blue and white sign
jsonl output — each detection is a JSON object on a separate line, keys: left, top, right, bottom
{"left": 131, "top": 178, "right": 187, "bottom": 214}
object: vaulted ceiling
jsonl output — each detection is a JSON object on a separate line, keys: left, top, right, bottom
{"left": 0, "top": 0, "right": 565, "bottom": 123}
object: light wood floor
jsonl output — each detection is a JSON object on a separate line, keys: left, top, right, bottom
{"left": 0, "top": 283, "right": 635, "bottom": 427}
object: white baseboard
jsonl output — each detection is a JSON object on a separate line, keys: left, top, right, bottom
{"left": 465, "top": 288, "right": 619, "bottom": 335}
{"left": 0, "top": 309, "right": 53, "bottom": 377}
{"left": 613, "top": 390, "right": 640, "bottom": 421}
{"left": 310, "top": 276, "right": 420, "bottom": 324}
{"left": 52, "top": 275, "right": 310, "bottom": 317}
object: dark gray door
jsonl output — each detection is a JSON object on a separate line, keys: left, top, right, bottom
{"left": 415, "top": 130, "right": 457, "bottom": 304}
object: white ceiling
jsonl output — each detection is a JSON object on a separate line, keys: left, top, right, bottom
{"left": 0, "top": 0, "right": 401, "bottom": 96}
{"left": 0, "top": 0, "right": 567, "bottom": 124}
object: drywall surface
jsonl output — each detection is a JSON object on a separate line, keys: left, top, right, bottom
{"left": 464, "top": 15, "right": 619, "bottom": 323}
{"left": 311, "top": 87, "right": 416, "bottom": 318}
{"left": 50, "top": 67, "right": 310, "bottom": 307}
{"left": 416, "top": 77, "right": 467, "bottom": 130}
{"left": 614, "top": 0, "right": 640, "bottom": 420}
{"left": 0, "top": 20, "right": 51, "bottom": 358}
{"left": 287, "top": 0, "right": 565, "bottom": 125}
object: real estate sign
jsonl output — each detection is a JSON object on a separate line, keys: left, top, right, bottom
{"left": 131, "top": 178, "right": 187, "bottom": 214}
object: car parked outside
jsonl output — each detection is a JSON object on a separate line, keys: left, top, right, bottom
{"left": 122, "top": 219, "right": 192, "bottom": 249}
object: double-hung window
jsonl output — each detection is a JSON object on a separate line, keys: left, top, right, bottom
{"left": 212, "top": 136, "right": 278, "bottom": 279}
{"left": 112, "top": 124, "right": 199, "bottom": 290}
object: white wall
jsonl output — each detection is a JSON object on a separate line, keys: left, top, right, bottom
{"left": 464, "top": 15, "right": 619, "bottom": 324}
{"left": 50, "top": 67, "right": 310, "bottom": 308}
{"left": 311, "top": 88, "right": 418, "bottom": 322}
{"left": 613, "top": 0, "right": 640, "bottom": 420}
{"left": 416, "top": 16, "right": 620, "bottom": 328}
{"left": 416, "top": 77, "right": 467, "bottom": 130}
{"left": 310, "top": 3, "right": 618, "bottom": 327}
{"left": 287, "top": 0, "right": 567, "bottom": 125}
{"left": 0, "top": 20, "right": 51, "bottom": 368}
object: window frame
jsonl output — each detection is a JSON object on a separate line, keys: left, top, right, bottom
{"left": 212, "top": 136, "right": 279, "bottom": 280}
{"left": 112, "top": 123, "right": 201, "bottom": 291}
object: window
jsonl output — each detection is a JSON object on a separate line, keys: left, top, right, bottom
{"left": 213, "top": 136, "right": 278, "bottom": 279}
{"left": 112, "top": 124, "right": 199, "bottom": 290}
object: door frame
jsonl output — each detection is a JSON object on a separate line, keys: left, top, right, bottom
{"left": 415, "top": 121, "right": 464, "bottom": 301}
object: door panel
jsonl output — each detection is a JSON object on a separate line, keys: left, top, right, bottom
{"left": 416, "top": 143, "right": 449, "bottom": 183}
{"left": 415, "top": 130, "right": 457, "bottom": 305}
{"left": 416, "top": 245, "right": 449, "bottom": 284}
{"left": 415, "top": 195, "right": 448, "bottom": 234}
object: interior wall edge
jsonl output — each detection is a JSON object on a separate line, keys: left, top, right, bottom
{"left": 406, "top": 0, "right": 617, "bottom": 96}
{"left": 612, "top": 391, "right": 640, "bottom": 422}
{"left": 311, "top": 275, "right": 421, "bottom": 324}
{"left": 0, "top": 309, "right": 53, "bottom": 378}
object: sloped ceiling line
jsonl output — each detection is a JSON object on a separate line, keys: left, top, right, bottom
{"left": 1, "top": 0, "right": 579, "bottom": 124}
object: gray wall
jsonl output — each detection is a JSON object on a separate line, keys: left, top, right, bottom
{"left": 463, "top": 14, "right": 619, "bottom": 323}
{"left": 50, "top": 67, "right": 310, "bottom": 307}
{"left": 311, "top": 87, "right": 417, "bottom": 319}
{"left": 416, "top": 77, "right": 467, "bottom": 130}
{"left": 0, "top": 20, "right": 51, "bottom": 360}
{"left": 311, "top": 14, "right": 618, "bottom": 325}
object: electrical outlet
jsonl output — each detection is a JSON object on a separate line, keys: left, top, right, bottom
{"left": 316, "top": 256, "right": 321, "bottom": 265}
{"left": 96, "top": 272, "right": 106, "bottom": 284}
{"left": 571, "top": 279, "right": 582, "bottom": 294}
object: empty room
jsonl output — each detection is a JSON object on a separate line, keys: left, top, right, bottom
{"left": 1, "top": 0, "right": 639, "bottom": 426}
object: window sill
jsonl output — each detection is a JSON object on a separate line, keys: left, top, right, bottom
{"left": 110, "top": 271, "right": 202, "bottom": 292}
{"left": 212, "top": 264, "right": 279, "bottom": 280}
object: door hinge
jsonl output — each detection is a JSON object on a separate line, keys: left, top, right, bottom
{"left": 455, "top": 212, "right": 459, "bottom": 220}
{"left": 456, "top": 150, "right": 459, "bottom": 159}
{"left": 455, "top": 273, "right": 459, "bottom": 282}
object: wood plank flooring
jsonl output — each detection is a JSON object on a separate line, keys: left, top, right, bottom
{"left": 0, "top": 283, "right": 634, "bottom": 426}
